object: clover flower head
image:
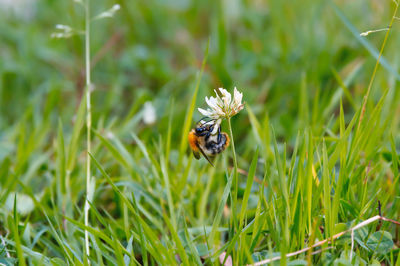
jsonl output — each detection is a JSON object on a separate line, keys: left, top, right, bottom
{"left": 198, "top": 87, "right": 244, "bottom": 121}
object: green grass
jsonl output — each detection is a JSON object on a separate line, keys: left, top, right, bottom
{"left": 1, "top": 0, "right": 400, "bottom": 265}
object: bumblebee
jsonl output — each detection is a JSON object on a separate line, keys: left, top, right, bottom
{"left": 188, "top": 119, "right": 230, "bottom": 166}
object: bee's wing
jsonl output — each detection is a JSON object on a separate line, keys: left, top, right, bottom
{"left": 196, "top": 143, "right": 214, "bottom": 167}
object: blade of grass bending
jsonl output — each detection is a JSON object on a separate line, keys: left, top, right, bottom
{"left": 90, "top": 234, "right": 106, "bottom": 265}
{"left": 332, "top": 3, "right": 400, "bottom": 81}
{"left": 87, "top": 200, "right": 138, "bottom": 265}
{"left": 131, "top": 132, "right": 161, "bottom": 181}
{"left": 178, "top": 39, "right": 210, "bottom": 165}
{"left": 93, "top": 130, "right": 132, "bottom": 169}
{"left": 331, "top": 68, "right": 357, "bottom": 110}
{"left": 64, "top": 217, "right": 128, "bottom": 254}
{"left": 4, "top": 239, "right": 51, "bottom": 264}
{"left": 322, "top": 58, "right": 362, "bottom": 121}
{"left": 208, "top": 172, "right": 233, "bottom": 245}
{"left": 90, "top": 153, "right": 138, "bottom": 221}
{"left": 131, "top": 132, "right": 151, "bottom": 163}
{"left": 335, "top": 2, "right": 400, "bottom": 130}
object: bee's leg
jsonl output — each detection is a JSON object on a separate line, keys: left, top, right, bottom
{"left": 217, "top": 127, "right": 222, "bottom": 143}
{"left": 205, "top": 131, "right": 211, "bottom": 141}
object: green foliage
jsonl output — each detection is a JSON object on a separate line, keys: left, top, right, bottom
{"left": 0, "top": 0, "right": 399, "bottom": 265}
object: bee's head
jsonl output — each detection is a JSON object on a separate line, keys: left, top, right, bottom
{"left": 194, "top": 126, "right": 206, "bottom": 135}
{"left": 194, "top": 120, "right": 213, "bottom": 136}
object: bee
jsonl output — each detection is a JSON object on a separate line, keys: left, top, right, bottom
{"left": 188, "top": 119, "right": 230, "bottom": 166}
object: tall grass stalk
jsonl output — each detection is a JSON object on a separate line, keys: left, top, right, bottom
{"left": 84, "top": 0, "right": 92, "bottom": 258}
{"left": 358, "top": 1, "right": 399, "bottom": 130}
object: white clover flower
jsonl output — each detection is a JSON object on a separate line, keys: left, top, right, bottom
{"left": 198, "top": 87, "right": 244, "bottom": 120}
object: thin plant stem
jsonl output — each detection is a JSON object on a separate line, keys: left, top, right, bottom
{"left": 84, "top": 0, "right": 91, "bottom": 259}
{"left": 358, "top": 2, "right": 399, "bottom": 130}
{"left": 227, "top": 117, "right": 238, "bottom": 230}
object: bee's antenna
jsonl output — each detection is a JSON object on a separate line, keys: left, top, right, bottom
{"left": 197, "top": 117, "right": 208, "bottom": 124}
{"left": 197, "top": 117, "right": 216, "bottom": 126}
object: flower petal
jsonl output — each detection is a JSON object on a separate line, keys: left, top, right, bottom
{"left": 198, "top": 107, "right": 220, "bottom": 119}
{"left": 205, "top": 96, "right": 219, "bottom": 110}
{"left": 198, "top": 107, "right": 212, "bottom": 116}
{"left": 219, "top": 88, "right": 232, "bottom": 108}
{"left": 233, "top": 87, "right": 243, "bottom": 106}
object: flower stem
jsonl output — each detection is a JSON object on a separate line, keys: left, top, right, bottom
{"left": 227, "top": 117, "right": 238, "bottom": 230}
{"left": 84, "top": 0, "right": 91, "bottom": 259}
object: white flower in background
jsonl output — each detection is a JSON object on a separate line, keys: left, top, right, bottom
{"left": 51, "top": 24, "right": 74, "bottom": 39}
{"left": 143, "top": 101, "right": 156, "bottom": 125}
{"left": 5, "top": 192, "right": 34, "bottom": 216}
{"left": 92, "top": 4, "right": 121, "bottom": 20}
{"left": 198, "top": 87, "right": 244, "bottom": 120}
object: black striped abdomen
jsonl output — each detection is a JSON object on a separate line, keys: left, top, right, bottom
{"left": 205, "top": 132, "right": 229, "bottom": 155}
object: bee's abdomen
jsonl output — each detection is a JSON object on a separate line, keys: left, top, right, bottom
{"left": 205, "top": 132, "right": 230, "bottom": 155}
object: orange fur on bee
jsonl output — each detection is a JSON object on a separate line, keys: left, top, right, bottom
{"left": 224, "top": 133, "right": 230, "bottom": 148}
{"left": 188, "top": 130, "right": 199, "bottom": 151}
